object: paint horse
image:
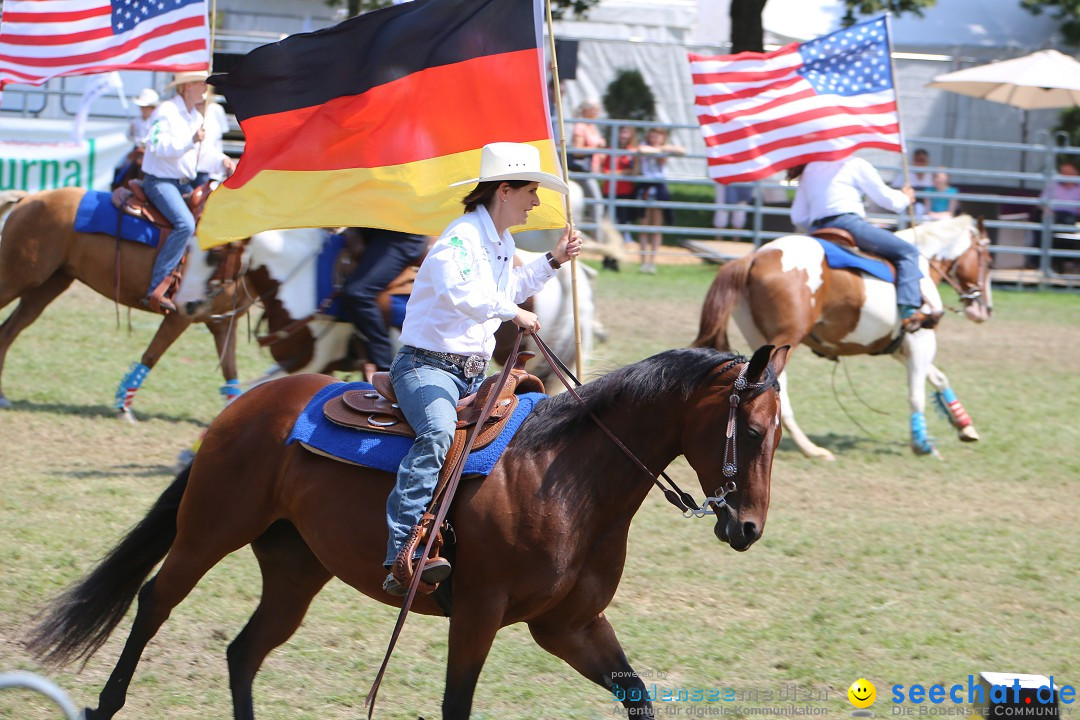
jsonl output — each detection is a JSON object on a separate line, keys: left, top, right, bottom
{"left": 26, "top": 344, "right": 789, "bottom": 720}
{"left": 0, "top": 187, "right": 247, "bottom": 415}
{"left": 694, "top": 215, "right": 992, "bottom": 459}
{"left": 241, "top": 228, "right": 598, "bottom": 392}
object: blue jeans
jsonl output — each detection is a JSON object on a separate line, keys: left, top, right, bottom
{"left": 812, "top": 213, "right": 923, "bottom": 307}
{"left": 384, "top": 346, "right": 483, "bottom": 567}
{"left": 341, "top": 230, "right": 428, "bottom": 370}
{"left": 143, "top": 174, "right": 196, "bottom": 296}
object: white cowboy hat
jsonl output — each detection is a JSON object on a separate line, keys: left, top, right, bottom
{"left": 165, "top": 70, "right": 210, "bottom": 90}
{"left": 451, "top": 142, "right": 569, "bottom": 194}
{"left": 132, "top": 88, "right": 160, "bottom": 107}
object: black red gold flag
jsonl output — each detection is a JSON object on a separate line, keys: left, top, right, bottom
{"left": 198, "top": 0, "right": 563, "bottom": 246}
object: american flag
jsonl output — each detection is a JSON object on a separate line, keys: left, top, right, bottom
{"left": 0, "top": 0, "right": 209, "bottom": 91}
{"left": 689, "top": 17, "right": 902, "bottom": 184}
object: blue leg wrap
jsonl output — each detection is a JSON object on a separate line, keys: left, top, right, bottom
{"left": 220, "top": 378, "right": 243, "bottom": 403}
{"left": 910, "top": 411, "right": 934, "bottom": 455}
{"left": 114, "top": 362, "right": 150, "bottom": 411}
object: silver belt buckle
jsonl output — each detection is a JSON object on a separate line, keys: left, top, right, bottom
{"left": 463, "top": 355, "right": 487, "bottom": 379}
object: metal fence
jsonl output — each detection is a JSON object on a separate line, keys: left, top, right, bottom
{"left": 564, "top": 117, "right": 1080, "bottom": 286}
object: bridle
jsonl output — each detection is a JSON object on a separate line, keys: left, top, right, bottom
{"left": 926, "top": 227, "right": 992, "bottom": 313}
{"left": 531, "top": 334, "right": 774, "bottom": 519}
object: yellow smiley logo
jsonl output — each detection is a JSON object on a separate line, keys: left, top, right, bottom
{"left": 848, "top": 678, "right": 877, "bottom": 709}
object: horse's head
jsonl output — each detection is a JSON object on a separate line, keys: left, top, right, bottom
{"left": 682, "top": 344, "right": 790, "bottom": 552}
{"left": 911, "top": 216, "right": 993, "bottom": 323}
{"left": 949, "top": 218, "right": 993, "bottom": 323}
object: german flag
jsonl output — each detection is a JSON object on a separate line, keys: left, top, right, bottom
{"left": 197, "top": 0, "right": 564, "bottom": 247}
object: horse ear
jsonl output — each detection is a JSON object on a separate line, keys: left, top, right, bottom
{"left": 768, "top": 345, "right": 791, "bottom": 377}
{"left": 976, "top": 216, "right": 987, "bottom": 238}
{"left": 746, "top": 344, "right": 775, "bottom": 383}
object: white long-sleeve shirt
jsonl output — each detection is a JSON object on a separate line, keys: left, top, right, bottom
{"left": 398, "top": 205, "right": 557, "bottom": 358}
{"left": 142, "top": 95, "right": 227, "bottom": 181}
{"left": 197, "top": 101, "right": 229, "bottom": 179}
{"left": 791, "top": 157, "right": 911, "bottom": 229}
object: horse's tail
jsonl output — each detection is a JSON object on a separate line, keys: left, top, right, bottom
{"left": 692, "top": 255, "right": 753, "bottom": 352}
{"left": 26, "top": 464, "right": 191, "bottom": 667}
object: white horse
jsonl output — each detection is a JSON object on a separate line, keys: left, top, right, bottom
{"left": 694, "top": 215, "right": 993, "bottom": 459}
{"left": 242, "top": 228, "right": 599, "bottom": 393}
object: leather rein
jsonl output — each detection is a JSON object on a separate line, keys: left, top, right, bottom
{"left": 530, "top": 332, "right": 771, "bottom": 519}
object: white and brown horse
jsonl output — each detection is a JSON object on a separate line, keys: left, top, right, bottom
{"left": 694, "top": 215, "right": 992, "bottom": 459}
{"left": 240, "top": 228, "right": 599, "bottom": 393}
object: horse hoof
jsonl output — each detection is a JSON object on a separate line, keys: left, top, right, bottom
{"left": 958, "top": 426, "right": 980, "bottom": 443}
{"left": 117, "top": 408, "right": 137, "bottom": 424}
{"left": 0, "top": 395, "right": 11, "bottom": 410}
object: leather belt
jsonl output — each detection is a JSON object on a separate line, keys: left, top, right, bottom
{"left": 411, "top": 346, "right": 489, "bottom": 379}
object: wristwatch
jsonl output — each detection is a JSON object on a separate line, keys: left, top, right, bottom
{"left": 545, "top": 251, "right": 561, "bottom": 270}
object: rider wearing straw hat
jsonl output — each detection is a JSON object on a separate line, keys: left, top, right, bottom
{"left": 141, "top": 70, "right": 235, "bottom": 312}
{"left": 382, "top": 142, "right": 581, "bottom": 596}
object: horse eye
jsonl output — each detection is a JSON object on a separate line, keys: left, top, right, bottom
{"left": 745, "top": 427, "right": 762, "bottom": 440}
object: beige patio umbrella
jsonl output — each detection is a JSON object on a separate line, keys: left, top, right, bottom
{"left": 928, "top": 49, "right": 1080, "bottom": 110}
{"left": 929, "top": 49, "right": 1080, "bottom": 174}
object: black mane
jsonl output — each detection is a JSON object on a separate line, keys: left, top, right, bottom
{"left": 516, "top": 347, "right": 747, "bottom": 451}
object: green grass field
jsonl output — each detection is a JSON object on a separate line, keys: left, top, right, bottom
{"left": 1, "top": 264, "right": 1078, "bottom": 720}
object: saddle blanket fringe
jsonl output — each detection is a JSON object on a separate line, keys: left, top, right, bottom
{"left": 74, "top": 190, "right": 161, "bottom": 247}
{"left": 287, "top": 381, "right": 546, "bottom": 475}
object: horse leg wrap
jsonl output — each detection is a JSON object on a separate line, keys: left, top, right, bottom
{"left": 219, "top": 378, "right": 243, "bottom": 404}
{"left": 910, "top": 411, "right": 935, "bottom": 456}
{"left": 933, "top": 388, "right": 972, "bottom": 430}
{"left": 392, "top": 512, "right": 442, "bottom": 594}
{"left": 114, "top": 362, "right": 150, "bottom": 411}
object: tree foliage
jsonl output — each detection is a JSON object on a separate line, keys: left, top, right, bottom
{"left": 729, "top": 0, "right": 938, "bottom": 56}
{"left": 1020, "top": 0, "right": 1080, "bottom": 46}
{"left": 602, "top": 69, "right": 656, "bottom": 122}
{"left": 840, "top": 0, "right": 937, "bottom": 27}
{"left": 333, "top": 0, "right": 598, "bottom": 20}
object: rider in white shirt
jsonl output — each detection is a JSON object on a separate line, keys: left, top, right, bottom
{"left": 141, "top": 70, "right": 234, "bottom": 313}
{"left": 382, "top": 142, "right": 581, "bottom": 596}
{"left": 789, "top": 157, "right": 926, "bottom": 331}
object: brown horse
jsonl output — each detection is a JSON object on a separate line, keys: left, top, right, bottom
{"left": 27, "top": 343, "right": 789, "bottom": 720}
{"left": 0, "top": 187, "right": 246, "bottom": 414}
{"left": 694, "top": 215, "right": 992, "bottom": 459}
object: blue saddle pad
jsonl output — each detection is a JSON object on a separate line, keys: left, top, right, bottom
{"left": 811, "top": 236, "right": 894, "bottom": 283}
{"left": 73, "top": 191, "right": 161, "bottom": 247}
{"left": 286, "top": 381, "right": 547, "bottom": 476}
{"left": 316, "top": 234, "right": 410, "bottom": 327}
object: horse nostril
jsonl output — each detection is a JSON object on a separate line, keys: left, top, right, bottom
{"left": 742, "top": 521, "right": 760, "bottom": 541}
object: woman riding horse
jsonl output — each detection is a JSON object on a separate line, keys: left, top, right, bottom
{"left": 382, "top": 142, "right": 581, "bottom": 595}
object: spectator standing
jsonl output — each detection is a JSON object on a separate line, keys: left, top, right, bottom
{"left": 600, "top": 125, "right": 639, "bottom": 245}
{"left": 714, "top": 183, "right": 754, "bottom": 241}
{"left": 636, "top": 127, "right": 685, "bottom": 273}
{"left": 569, "top": 99, "right": 606, "bottom": 227}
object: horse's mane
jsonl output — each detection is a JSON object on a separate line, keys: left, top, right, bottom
{"left": 896, "top": 215, "right": 974, "bottom": 259}
{"left": 517, "top": 347, "right": 755, "bottom": 451}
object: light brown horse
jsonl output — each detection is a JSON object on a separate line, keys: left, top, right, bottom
{"left": 27, "top": 344, "right": 789, "bottom": 720}
{"left": 694, "top": 215, "right": 992, "bottom": 459}
{"left": 0, "top": 187, "right": 245, "bottom": 414}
